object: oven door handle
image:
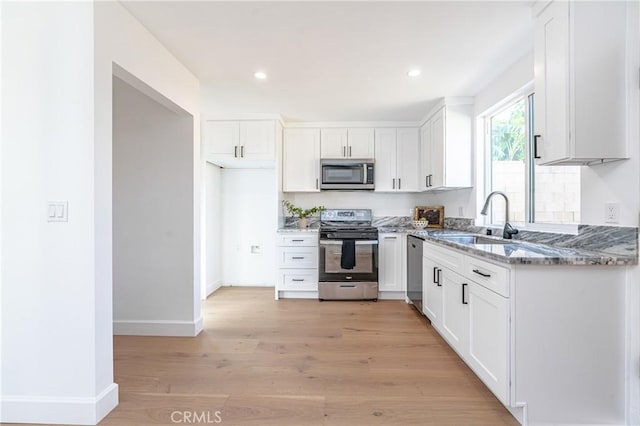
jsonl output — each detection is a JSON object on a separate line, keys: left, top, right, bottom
{"left": 319, "top": 240, "right": 379, "bottom": 245}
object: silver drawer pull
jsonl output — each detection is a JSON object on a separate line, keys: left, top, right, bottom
{"left": 291, "top": 256, "right": 305, "bottom": 260}
{"left": 340, "top": 285, "right": 356, "bottom": 288}
{"left": 291, "top": 239, "right": 305, "bottom": 242}
{"left": 291, "top": 278, "right": 305, "bottom": 282}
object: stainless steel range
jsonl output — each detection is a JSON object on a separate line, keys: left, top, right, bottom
{"left": 318, "top": 209, "right": 379, "bottom": 301}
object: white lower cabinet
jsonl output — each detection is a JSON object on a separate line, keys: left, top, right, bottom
{"left": 440, "top": 269, "right": 469, "bottom": 357}
{"left": 467, "top": 280, "right": 509, "bottom": 405}
{"left": 422, "top": 240, "right": 509, "bottom": 406}
{"left": 378, "top": 233, "right": 405, "bottom": 293}
{"left": 276, "top": 231, "right": 318, "bottom": 299}
{"left": 422, "top": 256, "right": 442, "bottom": 324}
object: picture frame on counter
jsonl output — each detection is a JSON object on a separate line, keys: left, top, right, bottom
{"left": 414, "top": 206, "right": 444, "bottom": 228}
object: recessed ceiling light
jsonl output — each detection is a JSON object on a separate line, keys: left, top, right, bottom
{"left": 254, "top": 71, "right": 267, "bottom": 80}
{"left": 407, "top": 69, "right": 421, "bottom": 78}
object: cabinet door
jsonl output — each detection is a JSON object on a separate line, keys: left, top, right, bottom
{"left": 204, "top": 120, "right": 239, "bottom": 158}
{"left": 396, "top": 128, "right": 420, "bottom": 192}
{"left": 420, "top": 120, "right": 431, "bottom": 191}
{"left": 440, "top": 269, "right": 469, "bottom": 357}
{"left": 467, "top": 281, "right": 509, "bottom": 405}
{"left": 378, "top": 234, "right": 403, "bottom": 292}
{"left": 374, "top": 128, "right": 397, "bottom": 192}
{"left": 348, "top": 128, "right": 375, "bottom": 158}
{"left": 240, "top": 121, "right": 275, "bottom": 160}
{"left": 429, "top": 108, "right": 445, "bottom": 189}
{"left": 283, "top": 129, "right": 321, "bottom": 192}
{"left": 320, "top": 128, "right": 347, "bottom": 158}
{"left": 422, "top": 257, "right": 442, "bottom": 328}
{"left": 534, "top": 0, "right": 570, "bottom": 165}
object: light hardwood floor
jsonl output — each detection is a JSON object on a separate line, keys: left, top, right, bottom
{"left": 98, "top": 287, "right": 517, "bottom": 425}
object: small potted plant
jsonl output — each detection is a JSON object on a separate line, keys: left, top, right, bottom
{"left": 282, "top": 200, "right": 325, "bottom": 228}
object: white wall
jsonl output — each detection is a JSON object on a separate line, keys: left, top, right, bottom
{"left": 287, "top": 191, "right": 453, "bottom": 218}
{"left": 205, "top": 163, "right": 223, "bottom": 295}
{"left": 221, "top": 169, "right": 277, "bottom": 286}
{"left": 1, "top": 2, "right": 117, "bottom": 424}
{"left": 113, "top": 77, "right": 196, "bottom": 335}
{"left": 0, "top": 2, "right": 201, "bottom": 424}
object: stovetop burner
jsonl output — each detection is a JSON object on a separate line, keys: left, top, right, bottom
{"left": 320, "top": 209, "right": 377, "bottom": 239}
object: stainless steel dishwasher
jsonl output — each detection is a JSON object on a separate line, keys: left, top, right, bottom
{"left": 406, "top": 235, "right": 424, "bottom": 314}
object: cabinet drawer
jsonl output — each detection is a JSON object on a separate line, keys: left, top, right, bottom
{"left": 423, "top": 241, "right": 464, "bottom": 271}
{"left": 278, "top": 233, "right": 318, "bottom": 247}
{"left": 278, "top": 269, "right": 318, "bottom": 291}
{"left": 278, "top": 246, "right": 318, "bottom": 269}
{"left": 464, "top": 255, "right": 509, "bottom": 297}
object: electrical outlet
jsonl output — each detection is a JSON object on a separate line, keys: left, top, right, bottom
{"left": 605, "top": 203, "right": 619, "bottom": 224}
{"left": 458, "top": 206, "right": 464, "bottom": 216}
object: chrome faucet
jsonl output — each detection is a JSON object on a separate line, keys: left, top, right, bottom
{"left": 480, "top": 191, "right": 519, "bottom": 239}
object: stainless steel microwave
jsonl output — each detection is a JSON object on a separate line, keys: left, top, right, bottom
{"left": 320, "top": 159, "right": 374, "bottom": 190}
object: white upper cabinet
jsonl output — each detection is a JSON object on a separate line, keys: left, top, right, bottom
{"left": 420, "top": 103, "right": 472, "bottom": 191}
{"left": 282, "top": 128, "right": 321, "bottom": 192}
{"left": 374, "top": 127, "right": 419, "bottom": 192}
{"left": 320, "top": 128, "right": 375, "bottom": 159}
{"left": 203, "top": 120, "right": 277, "bottom": 168}
{"left": 320, "top": 128, "right": 348, "bottom": 158}
{"left": 533, "top": 0, "right": 628, "bottom": 165}
{"left": 348, "top": 128, "right": 375, "bottom": 158}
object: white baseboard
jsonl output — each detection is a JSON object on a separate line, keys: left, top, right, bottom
{"left": 378, "top": 291, "right": 406, "bottom": 300}
{"left": 0, "top": 383, "right": 118, "bottom": 425}
{"left": 206, "top": 280, "right": 222, "bottom": 297}
{"left": 114, "top": 318, "right": 203, "bottom": 336}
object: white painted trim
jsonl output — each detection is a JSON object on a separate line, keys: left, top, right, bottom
{"left": 222, "top": 283, "right": 275, "bottom": 287}
{"left": 113, "top": 318, "right": 203, "bottom": 336}
{"left": 278, "top": 291, "right": 318, "bottom": 299}
{"left": 0, "top": 383, "right": 118, "bottom": 425}
{"left": 420, "top": 96, "right": 475, "bottom": 126}
{"left": 283, "top": 121, "right": 421, "bottom": 128}
{"left": 203, "top": 113, "right": 284, "bottom": 125}
{"left": 378, "top": 292, "right": 406, "bottom": 300}
{"left": 206, "top": 280, "right": 223, "bottom": 298}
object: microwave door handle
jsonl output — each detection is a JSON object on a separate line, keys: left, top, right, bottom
{"left": 363, "top": 163, "right": 367, "bottom": 184}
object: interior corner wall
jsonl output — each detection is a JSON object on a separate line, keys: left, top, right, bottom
{"left": 94, "top": 0, "right": 202, "bottom": 339}
{"left": 1, "top": 2, "right": 118, "bottom": 424}
{"left": 205, "top": 163, "right": 223, "bottom": 296}
{"left": 112, "top": 77, "right": 196, "bottom": 335}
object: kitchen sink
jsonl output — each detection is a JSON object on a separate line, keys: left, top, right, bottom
{"left": 438, "top": 235, "right": 513, "bottom": 245}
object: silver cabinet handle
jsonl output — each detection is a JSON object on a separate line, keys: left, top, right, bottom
{"left": 392, "top": 178, "right": 395, "bottom": 189}
{"left": 343, "top": 146, "right": 346, "bottom": 157}
{"left": 291, "top": 256, "right": 305, "bottom": 260}
{"left": 234, "top": 146, "right": 238, "bottom": 158}
{"left": 349, "top": 146, "right": 352, "bottom": 157}
{"left": 316, "top": 178, "right": 319, "bottom": 190}
{"left": 398, "top": 178, "right": 401, "bottom": 190}
{"left": 292, "top": 278, "right": 305, "bottom": 282}
{"left": 241, "top": 145, "right": 244, "bottom": 158}
{"left": 383, "top": 236, "right": 397, "bottom": 239}
{"left": 291, "top": 239, "right": 305, "bottom": 242}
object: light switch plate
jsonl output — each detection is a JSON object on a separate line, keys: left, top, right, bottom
{"left": 48, "top": 201, "right": 68, "bottom": 222}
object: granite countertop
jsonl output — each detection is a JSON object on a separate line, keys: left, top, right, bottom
{"left": 406, "top": 229, "right": 636, "bottom": 266}
{"left": 278, "top": 223, "right": 637, "bottom": 266}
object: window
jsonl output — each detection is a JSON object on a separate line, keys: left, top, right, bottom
{"left": 484, "top": 92, "right": 580, "bottom": 226}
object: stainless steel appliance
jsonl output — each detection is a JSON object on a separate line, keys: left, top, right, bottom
{"left": 407, "top": 235, "right": 424, "bottom": 313}
{"left": 318, "top": 209, "right": 378, "bottom": 301}
{"left": 320, "top": 159, "right": 374, "bottom": 190}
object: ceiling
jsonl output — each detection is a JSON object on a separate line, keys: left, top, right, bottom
{"left": 121, "top": 1, "right": 534, "bottom": 122}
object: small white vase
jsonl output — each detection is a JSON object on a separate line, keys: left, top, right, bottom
{"left": 298, "top": 217, "right": 308, "bottom": 228}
